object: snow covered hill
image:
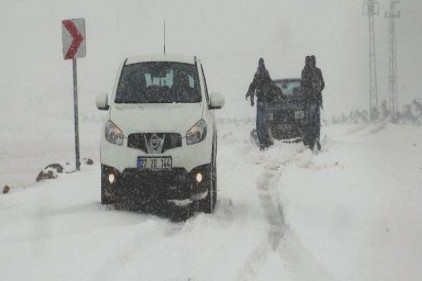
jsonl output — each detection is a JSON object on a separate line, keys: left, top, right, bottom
{"left": 1, "top": 119, "right": 421, "bottom": 281}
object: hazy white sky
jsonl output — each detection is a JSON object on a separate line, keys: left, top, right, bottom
{"left": 0, "top": 0, "right": 421, "bottom": 117}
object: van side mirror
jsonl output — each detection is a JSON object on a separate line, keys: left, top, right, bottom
{"left": 209, "top": 92, "right": 225, "bottom": 110}
{"left": 96, "top": 93, "right": 109, "bottom": 110}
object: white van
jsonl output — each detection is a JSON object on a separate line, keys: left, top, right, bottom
{"left": 96, "top": 55, "right": 224, "bottom": 213}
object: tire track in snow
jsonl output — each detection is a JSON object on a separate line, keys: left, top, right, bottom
{"left": 276, "top": 228, "right": 337, "bottom": 281}
{"left": 257, "top": 171, "right": 285, "bottom": 251}
{"left": 238, "top": 169, "right": 285, "bottom": 280}
{"left": 238, "top": 149, "right": 337, "bottom": 281}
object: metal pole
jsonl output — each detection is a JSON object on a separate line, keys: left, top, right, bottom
{"left": 73, "top": 59, "right": 81, "bottom": 171}
{"left": 363, "top": 0, "right": 379, "bottom": 121}
{"left": 385, "top": 0, "right": 400, "bottom": 115}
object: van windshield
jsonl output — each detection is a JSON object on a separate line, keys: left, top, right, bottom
{"left": 115, "top": 62, "right": 201, "bottom": 103}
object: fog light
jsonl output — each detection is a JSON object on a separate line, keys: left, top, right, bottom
{"left": 195, "top": 173, "right": 203, "bottom": 183}
{"left": 108, "top": 173, "right": 116, "bottom": 184}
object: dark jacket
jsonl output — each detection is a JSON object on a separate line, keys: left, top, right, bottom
{"left": 301, "top": 63, "right": 324, "bottom": 103}
{"left": 247, "top": 65, "right": 273, "bottom": 103}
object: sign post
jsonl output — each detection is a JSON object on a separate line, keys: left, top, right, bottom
{"left": 62, "top": 18, "right": 86, "bottom": 171}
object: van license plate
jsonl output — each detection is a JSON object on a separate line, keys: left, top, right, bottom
{"left": 295, "top": 110, "right": 305, "bottom": 119}
{"left": 137, "top": 157, "right": 172, "bottom": 170}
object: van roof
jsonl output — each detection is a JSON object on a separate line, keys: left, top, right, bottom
{"left": 125, "top": 54, "right": 197, "bottom": 65}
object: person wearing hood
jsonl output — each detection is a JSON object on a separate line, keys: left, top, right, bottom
{"left": 245, "top": 58, "right": 274, "bottom": 150}
{"left": 301, "top": 55, "right": 325, "bottom": 150}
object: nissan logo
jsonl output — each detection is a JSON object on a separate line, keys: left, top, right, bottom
{"left": 149, "top": 134, "right": 160, "bottom": 149}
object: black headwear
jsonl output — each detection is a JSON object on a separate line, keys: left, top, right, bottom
{"left": 310, "top": 55, "right": 316, "bottom": 67}
{"left": 305, "top": 56, "right": 311, "bottom": 67}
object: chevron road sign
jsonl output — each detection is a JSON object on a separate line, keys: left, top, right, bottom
{"left": 62, "top": 18, "right": 86, "bottom": 60}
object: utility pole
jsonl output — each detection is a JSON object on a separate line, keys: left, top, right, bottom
{"left": 385, "top": 1, "right": 400, "bottom": 114}
{"left": 363, "top": 0, "right": 380, "bottom": 121}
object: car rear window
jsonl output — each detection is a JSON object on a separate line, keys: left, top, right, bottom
{"left": 274, "top": 79, "right": 301, "bottom": 96}
{"left": 115, "top": 62, "right": 201, "bottom": 103}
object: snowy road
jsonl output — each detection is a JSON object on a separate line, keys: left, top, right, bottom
{"left": 1, "top": 119, "right": 422, "bottom": 281}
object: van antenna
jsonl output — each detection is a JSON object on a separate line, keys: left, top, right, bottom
{"left": 163, "top": 20, "right": 166, "bottom": 55}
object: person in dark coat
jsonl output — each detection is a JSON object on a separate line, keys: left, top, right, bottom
{"left": 310, "top": 55, "right": 325, "bottom": 105}
{"left": 301, "top": 56, "right": 312, "bottom": 90}
{"left": 301, "top": 55, "right": 325, "bottom": 150}
{"left": 245, "top": 58, "right": 273, "bottom": 150}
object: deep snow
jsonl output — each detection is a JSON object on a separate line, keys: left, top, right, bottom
{"left": 1, "top": 117, "right": 421, "bottom": 281}
{"left": 1, "top": 0, "right": 422, "bottom": 280}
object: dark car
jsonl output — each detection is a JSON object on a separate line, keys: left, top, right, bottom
{"left": 267, "top": 78, "right": 307, "bottom": 140}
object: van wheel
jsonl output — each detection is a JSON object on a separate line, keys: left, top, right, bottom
{"left": 101, "top": 165, "right": 114, "bottom": 204}
{"left": 198, "top": 148, "right": 217, "bottom": 213}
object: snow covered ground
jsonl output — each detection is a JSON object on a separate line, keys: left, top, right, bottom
{"left": 1, "top": 113, "right": 421, "bottom": 280}
{"left": 1, "top": 0, "right": 422, "bottom": 280}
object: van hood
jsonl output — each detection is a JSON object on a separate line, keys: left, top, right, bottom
{"left": 109, "top": 103, "right": 204, "bottom": 135}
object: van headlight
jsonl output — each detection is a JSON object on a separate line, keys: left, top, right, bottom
{"left": 105, "top": 121, "right": 124, "bottom": 146}
{"left": 186, "top": 120, "right": 207, "bottom": 145}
